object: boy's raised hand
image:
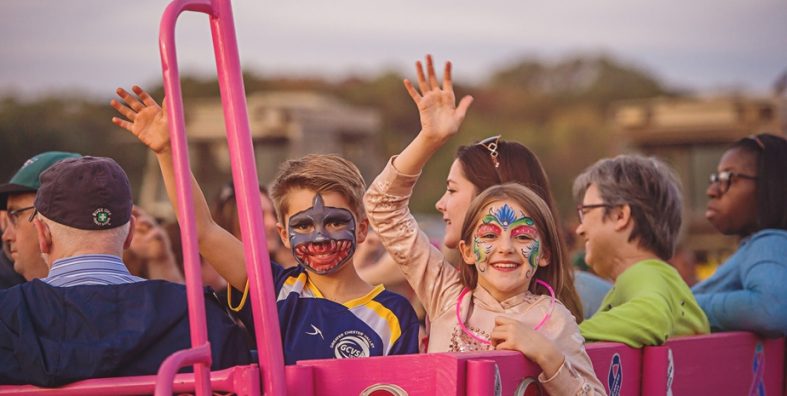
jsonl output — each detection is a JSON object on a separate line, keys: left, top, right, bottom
{"left": 404, "top": 55, "right": 473, "bottom": 142}
{"left": 111, "top": 85, "right": 170, "bottom": 154}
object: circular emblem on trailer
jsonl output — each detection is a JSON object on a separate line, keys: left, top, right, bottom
{"left": 331, "top": 330, "right": 373, "bottom": 358}
{"left": 514, "top": 377, "right": 543, "bottom": 396}
{"left": 360, "top": 383, "right": 408, "bottom": 396}
{"left": 607, "top": 353, "right": 622, "bottom": 396}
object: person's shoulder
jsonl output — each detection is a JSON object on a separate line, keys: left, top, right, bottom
{"left": 616, "top": 259, "right": 680, "bottom": 294}
{"left": 747, "top": 229, "right": 787, "bottom": 246}
{"left": 372, "top": 289, "right": 419, "bottom": 321}
{"left": 737, "top": 229, "right": 787, "bottom": 265}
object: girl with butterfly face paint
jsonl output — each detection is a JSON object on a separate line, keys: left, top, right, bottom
{"left": 364, "top": 56, "right": 602, "bottom": 394}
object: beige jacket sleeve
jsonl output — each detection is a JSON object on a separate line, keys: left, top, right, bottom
{"left": 538, "top": 304, "right": 607, "bottom": 395}
{"left": 363, "top": 158, "right": 464, "bottom": 319}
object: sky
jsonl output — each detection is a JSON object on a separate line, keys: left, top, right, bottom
{"left": 1, "top": 0, "right": 786, "bottom": 99}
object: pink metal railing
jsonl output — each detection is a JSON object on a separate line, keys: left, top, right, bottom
{"left": 157, "top": 0, "right": 285, "bottom": 395}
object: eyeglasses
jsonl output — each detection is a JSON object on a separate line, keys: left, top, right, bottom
{"left": 708, "top": 171, "right": 758, "bottom": 195}
{"left": 5, "top": 206, "right": 36, "bottom": 227}
{"left": 476, "top": 135, "right": 501, "bottom": 168}
{"left": 576, "top": 203, "right": 610, "bottom": 224}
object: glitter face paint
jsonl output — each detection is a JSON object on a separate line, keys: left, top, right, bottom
{"left": 287, "top": 193, "right": 356, "bottom": 274}
{"left": 472, "top": 203, "right": 541, "bottom": 275}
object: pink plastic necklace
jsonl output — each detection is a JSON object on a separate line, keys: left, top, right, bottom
{"left": 455, "top": 279, "right": 556, "bottom": 345}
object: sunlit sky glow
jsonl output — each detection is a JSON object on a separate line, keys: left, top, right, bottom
{"left": 1, "top": 0, "right": 785, "bottom": 99}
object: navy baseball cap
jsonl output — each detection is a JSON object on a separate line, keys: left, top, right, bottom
{"left": 35, "top": 156, "right": 132, "bottom": 230}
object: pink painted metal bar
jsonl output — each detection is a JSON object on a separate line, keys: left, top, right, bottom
{"left": 157, "top": 1, "right": 215, "bottom": 394}
{"left": 158, "top": 0, "right": 285, "bottom": 395}
{"left": 205, "top": 1, "right": 286, "bottom": 394}
{"left": 0, "top": 365, "right": 260, "bottom": 396}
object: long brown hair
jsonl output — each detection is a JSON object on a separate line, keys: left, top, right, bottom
{"left": 456, "top": 139, "right": 584, "bottom": 321}
{"left": 460, "top": 184, "right": 567, "bottom": 300}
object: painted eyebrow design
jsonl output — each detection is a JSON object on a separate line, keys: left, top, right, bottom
{"left": 511, "top": 224, "right": 538, "bottom": 237}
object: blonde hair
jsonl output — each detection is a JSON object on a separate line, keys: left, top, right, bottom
{"left": 270, "top": 154, "right": 366, "bottom": 222}
{"left": 460, "top": 183, "right": 568, "bottom": 299}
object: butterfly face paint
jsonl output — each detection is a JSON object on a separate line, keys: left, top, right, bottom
{"left": 472, "top": 203, "right": 541, "bottom": 276}
{"left": 288, "top": 193, "right": 356, "bottom": 274}
{"left": 472, "top": 223, "right": 499, "bottom": 272}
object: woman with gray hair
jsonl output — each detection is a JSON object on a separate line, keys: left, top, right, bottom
{"left": 573, "top": 154, "right": 709, "bottom": 347}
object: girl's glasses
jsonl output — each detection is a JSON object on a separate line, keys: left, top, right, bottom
{"left": 708, "top": 171, "right": 758, "bottom": 194}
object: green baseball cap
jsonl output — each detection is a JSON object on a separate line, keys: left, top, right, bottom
{"left": 0, "top": 151, "right": 82, "bottom": 210}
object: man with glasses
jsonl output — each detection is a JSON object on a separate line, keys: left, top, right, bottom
{"left": 572, "top": 154, "right": 709, "bottom": 347}
{"left": 0, "top": 151, "right": 81, "bottom": 281}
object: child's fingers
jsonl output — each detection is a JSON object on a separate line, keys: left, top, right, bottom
{"left": 415, "top": 60, "right": 428, "bottom": 94}
{"left": 442, "top": 61, "right": 453, "bottom": 92}
{"left": 110, "top": 99, "right": 136, "bottom": 121}
{"left": 116, "top": 87, "right": 144, "bottom": 112}
{"left": 426, "top": 55, "right": 439, "bottom": 90}
{"left": 455, "top": 96, "right": 474, "bottom": 120}
{"left": 111, "top": 117, "right": 134, "bottom": 132}
{"left": 134, "top": 86, "right": 160, "bottom": 109}
{"left": 403, "top": 79, "right": 422, "bottom": 102}
{"left": 495, "top": 315, "right": 515, "bottom": 326}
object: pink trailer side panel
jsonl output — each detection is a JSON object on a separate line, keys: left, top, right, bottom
{"left": 641, "top": 332, "right": 785, "bottom": 396}
{"left": 291, "top": 351, "right": 542, "bottom": 396}
{"left": 586, "top": 342, "right": 642, "bottom": 396}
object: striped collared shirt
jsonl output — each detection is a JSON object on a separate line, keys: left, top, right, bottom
{"left": 43, "top": 254, "right": 145, "bottom": 287}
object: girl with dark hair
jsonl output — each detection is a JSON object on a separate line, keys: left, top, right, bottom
{"left": 692, "top": 133, "right": 787, "bottom": 336}
{"left": 365, "top": 56, "right": 602, "bottom": 393}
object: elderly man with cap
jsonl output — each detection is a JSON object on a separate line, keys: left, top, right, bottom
{"left": 31, "top": 156, "right": 144, "bottom": 286}
{"left": 0, "top": 151, "right": 81, "bottom": 283}
{"left": 0, "top": 156, "right": 251, "bottom": 387}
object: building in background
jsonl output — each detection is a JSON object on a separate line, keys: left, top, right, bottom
{"left": 139, "top": 91, "right": 381, "bottom": 220}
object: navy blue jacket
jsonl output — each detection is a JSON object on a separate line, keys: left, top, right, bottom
{"left": 0, "top": 280, "right": 251, "bottom": 386}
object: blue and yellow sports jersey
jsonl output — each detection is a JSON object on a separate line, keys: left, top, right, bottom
{"left": 238, "top": 264, "right": 420, "bottom": 365}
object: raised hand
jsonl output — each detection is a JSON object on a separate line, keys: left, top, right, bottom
{"left": 111, "top": 86, "right": 170, "bottom": 154}
{"left": 404, "top": 54, "right": 474, "bottom": 142}
{"left": 128, "top": 205, "right": 172, "bottom": 262}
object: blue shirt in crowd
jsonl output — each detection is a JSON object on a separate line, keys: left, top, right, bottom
{"left": 692, "top": 229, "right": 787, "bottom": 337}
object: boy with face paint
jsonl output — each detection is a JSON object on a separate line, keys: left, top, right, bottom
{"left": 287, "top": 194, "right": 357, "bottom": 274}
{"left": 111, "top": 87, "right": 420, "bottom": 365}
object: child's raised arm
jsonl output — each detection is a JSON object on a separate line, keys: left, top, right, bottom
{"left": 111, "top": 86, "right": 248, "bottom": 290}
{"left": 392, "top": 55, "right": 474, "bottom": 175}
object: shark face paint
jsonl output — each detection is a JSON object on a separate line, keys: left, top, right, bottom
{"left": 288, "top": 193, "right": 356, "bottom": 274}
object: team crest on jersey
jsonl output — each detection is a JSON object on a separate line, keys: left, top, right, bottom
{"left": 92, "top": 208, "right": 112, "bottom": 226}
{"left": 331, "top": 330, "right": 374, "bottom": 359}
{"left": 607, "top": 353, "right": 622, "bottom": 396}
